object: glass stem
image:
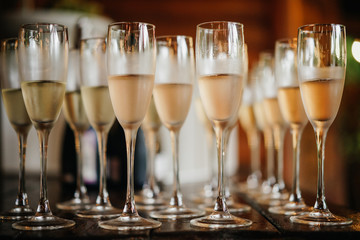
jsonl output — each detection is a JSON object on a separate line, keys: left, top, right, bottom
{"left": 289, "top": 125, "right": 305, "bottom": 203}
{"left": 314, "top": 127, "right": 329, "bottom": 212}
{"left": 74, "top": 130, "right": 87, "bottom": 199}
{"left": 206, "top": 129, "right": 216, "bottom": 192}
{"left": 146, "top": 129, "right": 158, "bottom": 197}
{"left": 123, "top": 128, "right": 138, "bottom": 215}
{"left": 273, "top": 125, "right": 286, "bottom": 192}
{"left": 36, "top": 129, "right": 52, "bottom": 216}
{"left": 15, "top": 132, "right": 29, "bottom": 207}
{"left": 249, "top": 129, "right": 261, "bottom": 180}
{"left": 214, "top": 126, "right": 228, "bottom": 213}
{"left": 169, "top": 130, "right": 183, "bottom": 207}
{"left": 96, "top": 130, "right": 110, "bottom": 206}
{"left": 264, "top": 127, "right": 275, "bottom": 185}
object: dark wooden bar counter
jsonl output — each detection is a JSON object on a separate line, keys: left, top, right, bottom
{"left": 0, "top": 175, "right": 359, "bottom": 239}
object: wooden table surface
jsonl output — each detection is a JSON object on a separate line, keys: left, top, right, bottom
{"left": 0, "top": 175, "right": 359, "bottom": 239}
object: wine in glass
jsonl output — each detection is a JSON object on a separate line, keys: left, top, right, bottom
{"left": 257, "top": 53, "right": 288, "bottom": 205}
{"left": 0, "top": 38, "right": 34, "bottom": 220}
{"left": 56, "top": 49, "right": 91, "bottom": 211}
{"left": 190, "top": 21, "right": 252, "bottom": 229}
{"left": 149, "top": 35, "right": 205, "bottom": 219}
{"left": 99, "top": 22, "right": 161, "bottom": 231}
{"left": 269, "top": 38, "right": 312, "bottom": 215}
{"left": 135, "top": 95, "right": 167, "bottom": 211}
{"left": 290, "top": 24, "right": 352, "bottom": 226}
{"left": 76, "top": 38, "right": 122, "bottom": 218}
{"left": 13, "top": 23, "right": 75, "bottom": 230}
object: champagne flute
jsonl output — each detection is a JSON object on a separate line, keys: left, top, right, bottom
{"left": 238, "top": 74, "right": 262, "bottom": 193}
{"left": 0, "top": 38, "right": 34, "bottom": 220}
{"left": 13, "top": 23, "right": 75, "bottom": 230}
{"left": 191, "top": 21, "right": 252, "bottom": 229}
{"left": 149, "top": 35, "right": 205, "bottom": 219}
{"left": 56, "top": 49, "right": 91, "bottom": 211}
{"left": 252, "top": 57, "right": 276, "bottom": 196}
{"left": 269, "top": 38, "right": 312, "bottom": 215}
{"left": 257, "top": 53, "right": 289, "bottom": 205}
{"left": 135, "top": 96, "right": 167, "bottom": 211}
{"left": 99, "top": 22, "right": 161, "bottom": 231}
{"left": 238, "top": 44, "right": 262, "bottom": 193}
{"left": 76, "top": 38, "right": 122, "bottom": 218}
{"left": 290, "top": 24, "right": 352, "bottom": 226}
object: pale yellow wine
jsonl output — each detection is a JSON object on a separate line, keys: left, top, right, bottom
{"left": 2, "top": 88, "right": 32, "bottom": 134}
{"left": 263, "top": 97, "right": 285, "bottom": 127}
{"left": 81, "top": 86, "right": 115, "bottom": 132}
{"left": 153, "top": 83, "right": 193, "bottom": 131}
{"left": 21, "top": 80, "right": 66, "bottom": 130}
{"left": 278, "top": 86, "right": 307, "bottom": 127}
{"left": 300, "top": 78, "right": 344, "bottom": 128}
{"left": 198, "top": 74, "right": 243, "bottom": 125}
{"left": 63, "top": 90, "right": 90, "bottom": 133}
{"left": 238, "top": 104, "right": 257, "bottom": 131}
{"left": 108, "top": 74, "right": 154, "bottom": 130}
{"left": 142, "top": 96, "right": 162, "bottom": 131}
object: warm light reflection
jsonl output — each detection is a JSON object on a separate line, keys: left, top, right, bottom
{"left": 351, "top": 39, "right": 360, "bottom": 63}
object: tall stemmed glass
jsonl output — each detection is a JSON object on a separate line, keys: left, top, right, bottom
{"left": 290, "top": 24, "right": 352, "bottom": 226}
{"left": 56, "top": 49, "right": 91, "bottom": 211}
{"left": 135, "top": 96, "right": 167, "bottom": 211}
{"left": 99, "top": 22, "right": 161, "bottom": 231}
{"left": 238, "top": 44, "right": 262, "bottom": 193}
{"left": 191, "top": 21, "right": 252, "bottom": 229}
{"left": 257, "top": 53, "right": 288, "bottom": 205}
{"left": 252, "top": 57, "right": 276, "bottom": 196}
{"left": 0, "top": 38, "right": 34, "bottom": 220}
{"left": 13, "top": 23, "right": 75, "bottom": 230}
{"left": 149, "top": 36, "right": 205, "bottom": 219}
{"left": 238, "top": 73, "right": 262, "bottom": 193}
{"left": 269, "top": 38, "right": 311, "bottom": 215}
{"left": 76, "top": 38, "right": 122, "bottom": 218}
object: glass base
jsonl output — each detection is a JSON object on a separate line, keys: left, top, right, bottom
{"left": 149, "top": 206, "right": 205, "bottom": 220}
{"left": 99, "top": 214, "right": 161, "bottom": 231}
{"left": 203, "top": 202, "right": 251, "bottom": 214}
{"left": 12, "top": 215, "right": 75, "bottom": 230}
{"left": 190, "top": 211, "right": 252, "bottom": 229}
{"left": 56, "top": 198, "right": 92, "bottom": 211}
{"left": 134, "top": 195, "right": 167, "bottom": 211}
{"left": 257, "top": 192, "right": 289, "bottom": 206}
{"left": 76, "top": 205, "right": 122, "bottom": 219}
{"left": 0, "top": 206, "right": 34, "bottom": 220}
{"left": 290, "top": 210, "right": 353, "bottom": 226}
{"left": 190, "top": 195, "right": 215, "bottom": 205}
{"left": 268, "top": 202, "right": 313, "bottom": 216}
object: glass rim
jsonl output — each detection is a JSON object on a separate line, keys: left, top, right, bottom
{"left": 275, "top": 37, "right": 297, "bottom": 48}
{"left": 196, "top": 21, "right": 244, "bottom": 30}
{"left": 298, "top": 23, "right": 345, "bottom": 33}
{"left": 0, "top": 37, "right": 17, "bottom": 51}
{"left": 19, "top": 23, "right": 67, "bottom": 32}
{"left": 108, "top": 21, "right": 156, "bottom": 31}
{"left": 80, "top": 37, "right": 106, "bottom": 43}
{"left": 156, "top": 35, "right": 192, "bottom": 41}
{"left": 275, "top": 37, "right": 297, "bottom": 45}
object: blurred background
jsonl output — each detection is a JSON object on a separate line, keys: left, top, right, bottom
{"left": 1, "top": 0, "right": 360, "bottom": 210}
